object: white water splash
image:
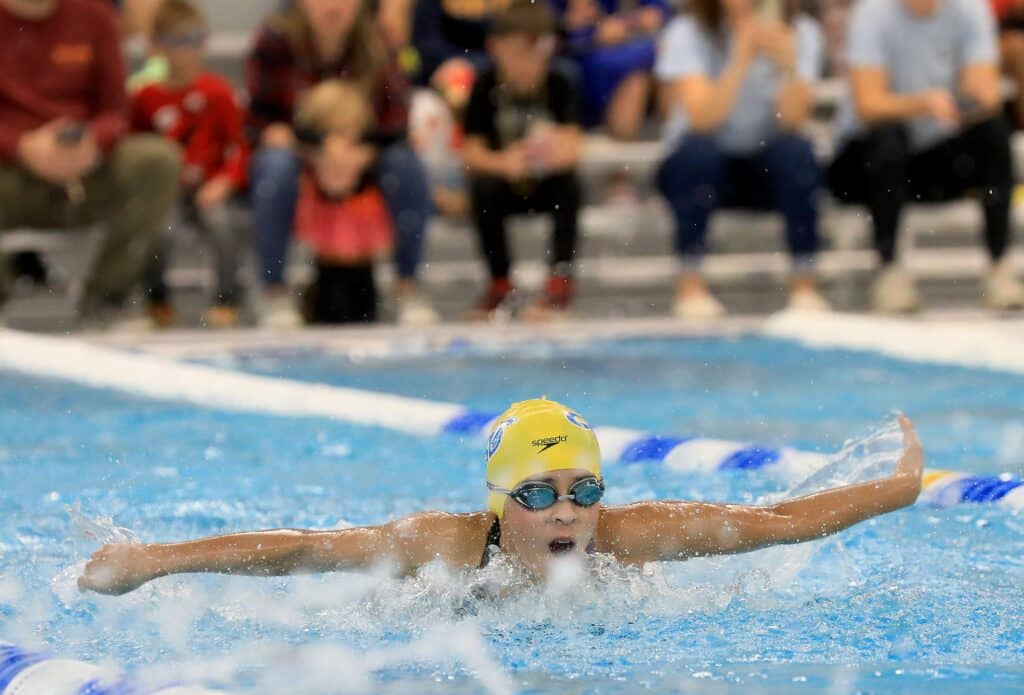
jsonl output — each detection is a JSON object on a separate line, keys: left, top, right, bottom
{"left": 67, "top": 502, "right": 140, "bottom": 545}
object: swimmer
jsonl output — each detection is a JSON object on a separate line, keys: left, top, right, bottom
{"left": 78, "top": 399, "right": 924, "bottom": 595}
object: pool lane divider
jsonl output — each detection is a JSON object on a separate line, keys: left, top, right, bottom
{"left": 0, "top": 642, "right": 220, "bottom": 695}
{"left": 0, "top": 329, "right": 1021, "bottom": 509}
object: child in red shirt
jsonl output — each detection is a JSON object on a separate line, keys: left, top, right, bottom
{"left": 293, "top": 80, "right": 393, "bottom": 324}
{"left": 130, "top": 0, "right": 248, "bottom": 328}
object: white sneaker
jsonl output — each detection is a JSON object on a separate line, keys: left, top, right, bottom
{"left": 396, "top": 292, "right": 440, "bottom": 326}
{"left": 260, "top": 292, "right": 303, "bottom": 330}
{"left": 871, "top": 265, "right": 922, "bottom": 314}
{"left": 673, "top": 290, "right": 726, "bottom": 320}
{"left": 983, "top": 259, "right": 1024, "bottom": 311}
{"left": 786, "top": 287, "right": 832, "bottom": 313}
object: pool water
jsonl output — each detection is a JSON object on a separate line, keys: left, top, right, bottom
{"left": 2, "top": 335, "right": 1023, "bottom": 693}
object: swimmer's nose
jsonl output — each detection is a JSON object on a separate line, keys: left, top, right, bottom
{"left": 550, "top": 499, "right": 577, "bottom": 525}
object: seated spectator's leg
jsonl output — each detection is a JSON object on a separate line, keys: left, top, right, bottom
{"left": 469, "top": 175, "right": 515, "bottom": 282}
{"left": 828, "top": 124, "right": 911, "bottom": 265}
{"left": 141, "top": 227, "right": 171, "bottom": 307}
{"left": 530, "top": 172, "right": 582, "bottom": 275}
{"left": 79, "top": 134, "right": 181, "bottom": 313}
{"left": 656, "top": 134, "right": 729, "bottom": 318}
{"left": 0, "top": 161, "right": 76, "bottom": 308}
{"left": 656, "top": 134, "right": 728, "bottom": 263}
{"left": 374, "top": 142, "right": 439, "bottom": 323}
{"left": 249, "top": 147, "right": 301, "bottom": 289}
{"left": 0, "top": 252, "right": 7, "bottom": 311}
{"left": 758, "top": 133, "right": 822, "bottom": 267}
{"left": 0, "top": 163, "right": 20, "bottom": 308}
{"left": 374, "top": 143, "right": 432, "bottom": 286}
{"left": 525, "top": 172, "right": 582, "bottom": 310}
{"left": 193, "top": 198, "right": 246, "bottom": 308}
{"left": 758, "top": 133, "right": 830, "bottom": 310}
{"left": 308, "top": 261, "right": 377, "bottom": 324}
{"left": 1001, "top": 30, "right": 1024, "bottom": 129}
{"left": 909, "top": 116, "right": 1014, "bottom": 263}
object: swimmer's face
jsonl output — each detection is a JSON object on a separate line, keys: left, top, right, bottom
{"left": 500, "top": 469, "right": 601, "bottom": 578}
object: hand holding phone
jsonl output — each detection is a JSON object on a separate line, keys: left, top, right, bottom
{"left": 57, "top": 122, "right": 86, "bottom": 147}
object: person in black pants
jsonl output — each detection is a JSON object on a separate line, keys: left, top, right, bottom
{"left": 828, "top": 0, "right": 1023, "bottom": 312}
{"left": 829, "top": 117, "right": 1014, "bottom": 278}
{"left": 462, "top": 0, "right": 583, "bottom": 319}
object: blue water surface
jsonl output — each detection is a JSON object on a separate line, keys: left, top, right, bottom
{"left": 1, "top": 335, "right": 1023, "bottom": 694}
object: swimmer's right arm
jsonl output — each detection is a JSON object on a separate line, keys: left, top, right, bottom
{"left": 78, "top": 512, "right": 484, "bottom": 596}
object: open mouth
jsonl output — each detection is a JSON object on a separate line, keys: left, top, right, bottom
{"left": 548, "top": 539, "right": 576, "bottom": 555}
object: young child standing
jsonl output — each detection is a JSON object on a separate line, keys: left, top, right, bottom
{"left": 131, "top": 0, "right": 249, "bottom": 328}
{"left": 292, "top": 80, "right": 392, "bottom": 324}
{"left": 462, "top": 0, "right": 585, "bottom": 320}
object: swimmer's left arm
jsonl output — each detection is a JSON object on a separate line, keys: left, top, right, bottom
{"left": 603, "top": 415, "right": 924, "bottom": 562}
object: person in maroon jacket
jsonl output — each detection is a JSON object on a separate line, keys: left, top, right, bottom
{"left": 0, "top": 0, "right": 180, "bottom": 326}
{"left": 247, "top": 0, "right": 438, "bottom": 328}
{"left": 131, "top": 0, "right": 249, "bottom": 329}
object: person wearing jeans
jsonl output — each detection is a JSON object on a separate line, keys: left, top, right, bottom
{"left": 828, "top": 0, "right": 1023, "bottom": 313}
{"left": 654, "top": 0, "right": 829, "bottom": 319}
{"left": 247, "top": 0, "right": 437, "bottom": 327}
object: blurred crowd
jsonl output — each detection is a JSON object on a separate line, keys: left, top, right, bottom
{"left": 1, "top": 0, "right": 1023, "bottom": 331}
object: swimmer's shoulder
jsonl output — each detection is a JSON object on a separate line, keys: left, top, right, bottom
{"left": 387, "top": 510, "right": 494, "bottom": 570}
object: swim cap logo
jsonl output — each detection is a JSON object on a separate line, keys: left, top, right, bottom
{"left": 487, "top": 417, "right": 517, "bottom": 460}
{"left": 532, "top": 435, "right": 568, "bottom": 454}
{"left": 566, "top": 411, "right": 592, "bottom": 431}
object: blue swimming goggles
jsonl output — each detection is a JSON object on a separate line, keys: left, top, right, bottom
{"left": 488, "top": 477, "right": 605, "bottom": 511}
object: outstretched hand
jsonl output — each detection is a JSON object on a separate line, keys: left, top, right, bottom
{"left": 78, "top": 543, "right": 156, "bottom": 596}
{"left": 894, "top": 413, "right": 925, "bottom": 499}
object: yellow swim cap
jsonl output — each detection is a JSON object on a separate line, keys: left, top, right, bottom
{"left": 485, "top": 398, "right": 602, "bottom": 518}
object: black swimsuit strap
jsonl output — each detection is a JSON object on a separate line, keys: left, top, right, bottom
{"left": 479, "top": 518, "right": 502, "bottom": 568}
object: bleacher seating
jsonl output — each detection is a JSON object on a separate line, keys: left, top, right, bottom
{"left": 4, "top": 15, "right": 1023, "bottom": 327}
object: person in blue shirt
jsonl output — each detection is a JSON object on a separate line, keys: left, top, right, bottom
{"left": 654, "top": 0, "right": 829, "bottom": 320}
{"left": 827, "top": 0, "right": 1024, "bottom": 313}
{"left": 551, "top": 0, "right": 670, "bottom": 139}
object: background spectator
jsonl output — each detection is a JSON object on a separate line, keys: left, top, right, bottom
{"left": 131, "top": 0, "right": 250, "bottom": 329}
{"left": 0, "top": 0, "right": 180, "bottom": 326}
{"left": 828, "top": 0, "right": 1024, "bottom": 313}
{"left": 293, "top": 80, "right": 392, "bottom": 324}
{"left": 655, "top": 0, "right": 829, "bottom": 320}
{"left": 247, "top": 0, "right": 437, "bottom": 328}
{"left": 553, "top": 0, "right": 670, "bottom": 139}
{"left": 463, "top": 0, "right": 583, "bottom": 320}
{"left": 411, "top": 0, "right": 511, "bottom": 85}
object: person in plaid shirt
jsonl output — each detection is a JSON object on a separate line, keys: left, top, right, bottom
{"left": 247, "top": 0, "right": 438, "bottom": 328}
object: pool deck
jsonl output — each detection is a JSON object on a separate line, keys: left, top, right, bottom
{"left": 78, "top": 311, "right": 1024, "bottom": 376}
